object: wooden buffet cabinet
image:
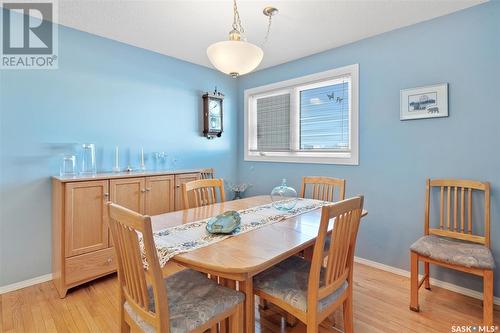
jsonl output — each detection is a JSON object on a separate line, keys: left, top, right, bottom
{"left": 52, "top": 170, "right": 201, "bottom": 297}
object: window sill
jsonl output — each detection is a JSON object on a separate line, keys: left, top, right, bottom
{"left": 244, "top": 151, "right": 359, "bottom": 165}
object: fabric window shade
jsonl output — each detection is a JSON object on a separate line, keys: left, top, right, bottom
{"left": 300, "top": 76, "right": 350, "bottom": 150}
{"left": 256, "top": 93, "right": 291, "bottom": 151}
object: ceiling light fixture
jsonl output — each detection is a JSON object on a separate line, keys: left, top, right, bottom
{"left": 207, "top": 1, "right": 278, "bottom": 78}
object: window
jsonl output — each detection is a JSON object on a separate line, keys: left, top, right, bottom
{"left": 257, "top": 93, "right": 290, "bottom": 151}
{"left": 244, "top": 64, "right": 359, "bottom": 164}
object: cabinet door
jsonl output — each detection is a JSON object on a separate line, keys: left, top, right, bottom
{"left": 109, "top": 177, "right": 145, "bottom": 214}
{"left": 65, "top": 180, "right": 109, "bottom": 257}
{"left": 174, "top": 173, "right": 201, "bottom": 210}
{"left": 145, "top": 175, "right": 175, "bottom": 215}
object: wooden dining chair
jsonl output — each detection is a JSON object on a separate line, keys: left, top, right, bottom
{"left": 254, "top": 196, "right": 364, "bottom": 333}
{"left": 107, "top": 202, "right": 244, "bottom": 333}
{"left": 200, "top": 168, "right": 215, "bottom": 179}
{"left": 301, "top": 176, "right": 346, "bottom": 262}
{"left": 301, "top": 176, "right": 346, "bottom": 202}
{"left": 182, "top": 178, "right": 225, "bottom": 209}
{"left": 410, "top": 179, "right": 493, "bottom": 326}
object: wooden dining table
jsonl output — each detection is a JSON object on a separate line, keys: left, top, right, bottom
{"left": 151, "top": 195, "right": 368, "bottom": 333}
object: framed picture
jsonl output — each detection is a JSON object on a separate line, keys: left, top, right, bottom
{"left": 400, "top": 83, "right": 448, "bottom": 120}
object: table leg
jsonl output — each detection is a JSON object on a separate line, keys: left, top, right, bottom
{"left": 303, "top": 245, "right": 314, "bottom": 261}
{"left": 239, "top": 278, "right": 255, "bottom": 333}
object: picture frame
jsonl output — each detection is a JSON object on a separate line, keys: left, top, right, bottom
{"left": 400, "top": 83, "right": 448, "bottom": 120}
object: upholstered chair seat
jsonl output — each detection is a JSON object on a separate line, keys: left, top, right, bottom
{"left": 409, "top": 179, "right": 493, "bottom": 327}
{"left": 124, "top": 269, "right": 244, "bottom": 333}
{"left": 254, "top": 256, "right": 348, "bottom": 312}
{"left": 410, "top": 235, "right": 495, "bottom": 270}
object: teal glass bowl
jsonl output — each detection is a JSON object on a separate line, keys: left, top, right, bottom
{"left": 206, "top": 211, "right": 241, "bottom": 234}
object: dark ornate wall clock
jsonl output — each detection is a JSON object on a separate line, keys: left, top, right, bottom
{"left": 202, "top": 88, "right": 224, "bottom": 139}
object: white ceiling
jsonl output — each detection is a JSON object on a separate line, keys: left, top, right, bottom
{"left": 55, "top": 0, "right": 486, "bottom": 72}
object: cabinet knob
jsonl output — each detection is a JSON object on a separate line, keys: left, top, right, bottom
{"left": 176, "top": 185, "right": 180, "bottom": 188}
{"left": 146, "top": 188, "right": 151, "bottom": 192}
{"left": 141, "top": 189, "right": 146, "bottom": 193}
{"left": 104, "top": 193, "right": 109, "bottom": 198}
{"left": 106, "top": 258, "right": 112, "bottom": 264}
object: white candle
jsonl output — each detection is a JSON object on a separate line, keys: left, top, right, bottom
{"left": 113, "top": 146, "right": 120, "bottom": 172}
{"left": 140, "top": 147, "right": 146, "bottom": 171}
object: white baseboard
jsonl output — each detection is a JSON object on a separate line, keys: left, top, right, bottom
{"left": 0, "top": 274, "right": 53, "bottom": 295}
{"left": 0, "top": 256, "right": 497, "bottom": 305}
{"left": 354, "top": 256, "right": 500, "bottom": 306}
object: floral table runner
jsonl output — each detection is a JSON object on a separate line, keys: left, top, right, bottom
{"left": 146, "top": 198, "right": 330, "bottom": 267}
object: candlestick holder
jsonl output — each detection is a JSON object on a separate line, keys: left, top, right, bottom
{"left": 112, "top": 146, "right": 121, "bottom": 173}
{"left": 139, "top": 147, "right": 146, "bottom": 171}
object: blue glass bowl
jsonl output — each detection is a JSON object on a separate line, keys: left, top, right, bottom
{"left": 206, "top": 211, "right": 241, "bottom": 234}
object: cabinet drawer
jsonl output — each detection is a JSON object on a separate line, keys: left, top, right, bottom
{"left": 65, "top": 247, "right": 116, "bottom": 285}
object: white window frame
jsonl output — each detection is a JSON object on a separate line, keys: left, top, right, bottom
{"left": 244, "top": 64, "right": 359, "bottom": 165}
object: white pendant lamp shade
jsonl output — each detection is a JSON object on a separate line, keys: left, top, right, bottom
{"left": 207, "top": 40, "right": 263, "bottom": 77}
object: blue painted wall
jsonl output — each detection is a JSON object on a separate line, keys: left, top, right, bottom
{"left": 0, "top": 19, "right": 238, "bottom": 285}
{"left": 1, "top": 1, "right": 499, "bottom": 295}
{"left": 237, "top": 1, "right": 500, "bottom": 294}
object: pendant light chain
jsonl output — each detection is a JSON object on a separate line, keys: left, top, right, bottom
{"left": 262, "top": 15, "right": 273, "bottom": 46}
{"left": 231, "top": 0, "right": 276, "bottom": 46}
{"left": 232, "top": 0, "right": 245, "bottom": 36}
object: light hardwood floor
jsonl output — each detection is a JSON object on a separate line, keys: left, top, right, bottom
{"left": 1, "top": 263, "right": 498, "bottom": 333}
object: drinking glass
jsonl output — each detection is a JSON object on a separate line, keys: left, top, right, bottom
{"left": 80, "top": 143, "right": 97, "bottom": 175}
{"left": 60, "top": 155, "right": 77, "bottom": 176}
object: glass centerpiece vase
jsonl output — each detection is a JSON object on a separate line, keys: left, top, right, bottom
{"left": 270, "top": 179, "right": 298, "bottom": 211}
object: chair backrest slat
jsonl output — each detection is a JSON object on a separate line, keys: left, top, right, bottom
{"left": 468, "top": 188, "right": 473, "bottom": 234}
{"left": 453, "top": 186, "right": 458, "bottom": 231}
{"left": 424, "top": 178, "right": 490, "bottom": 246}
{"left": 307, "top": 196, "right": 364, "bottom": 313}
{"left": 446, "top": 186, "right": 451, "bottom": 230}
{"left": 182, "top": 178, "right": 225, "bottom": 209}
{"left": 200, "top": 168, "right": 215, "bottom": 180}
{"left": 439, "top": 187, "right": 444, "bottom": 229}
{"left": 461, "top": 187, "right": 465, "bottom": 232}
{"left": 108, "top": 203, "right": 170, "bottom": 332}
{"left": 300, "top": 176, "right": 346, "bottom": 202}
